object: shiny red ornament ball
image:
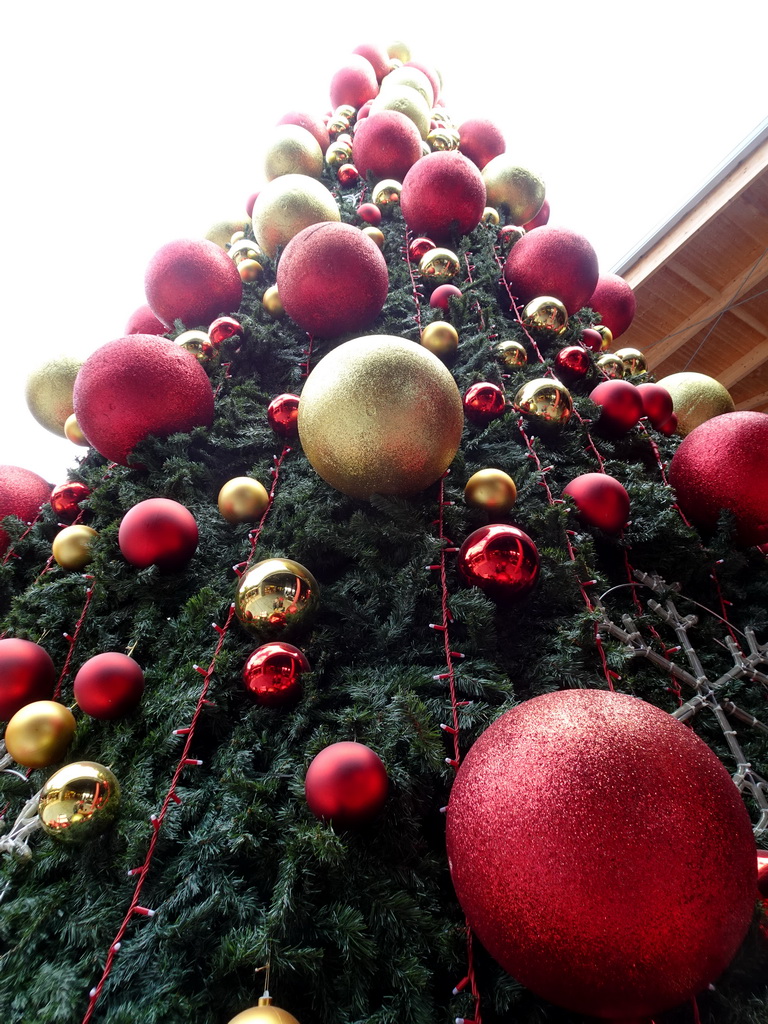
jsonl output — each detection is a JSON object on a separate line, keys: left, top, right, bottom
{"left": 463, "top": 382, "right": 506, "bottom": 426}
{"left": 446, "top": 688, "right": 757, "bottom": 1019}
{"left": 73, "top": 335, "right": 215, "bottom": 466}
{"left": 430, "top": 284, "right": 462, "bottom": 310}
{"left": 276, "top": 222, "right": 388, "bottom": 339}
{"left": 554, "top": 345, "right": 591, "bottom": 380}
{"left": 658, "top": 412, "right": 678, "bottom": 436}
{"left": 352, "top": 43, "right": 391, "bottom": 82}
{"left": 208, "top": 316, "right": 243, "bottom": 348}
{"left": 668, "top": 411, "right": 768, "bottom": 546}
{"left": 305, "top": 741, "right": 388, "bottom": 827}
{"left": 563, "top": 472, "right": 630, "bottom": 533}
{"left": 242, "top": 642, "right": 309, "bottom": 707}
{"left": 401, "top": 152, "right": 486, "bottom": 243}
{"left": 276, "top": 110, "right": 330, "bottom": 153}
{"left": 497, "top": 224, "right": 525, "bottom": 252}
{"left": 144, "top": 238, "right": 243, "bottom": 329}
{"left": 0, "top": 466, "right": 52, "bottom": 555}
{"left": 581, "top": 326, "right": 604, "bottom": 352}
{"left": 457, "top": 524, "right": 540, "bottom": 602}
{"left": 336, "top": 163, "right": 360, "bottom": 187}
{"left": 408, "top": 236, "right": 436, "bottom": 262}
{"left": 352, "top": 110, "right": 422, "bottom": 182}
{"left": 758, "top": 850, "right": 768, "bottom": 898}
{"left": 457, "top": 118, "right": 506, "bottom": 170}
{"left": 357, "top": 203, "right": 382, "bottom": 225}
{"left": 0, "top": 638, "right": 56, "bottom": 721}
{"left": 124, "top": 303, "right": 167, "bottom": 336}
{"left": 503, "top": 226, "right": 599, "bottom": 316}
{"left": 267, "top": 393, "right": 300, "bottom": 438}
{"left": 329, "top": 55, "right": 379, "bottom": 109}
{"left": 523, "top": 198, "right": 550, "bottom": 231}
{"left": 118, "top": 498, "right": 198, "bottom": 571}
{"left": 73, "top": 652, "right": 145, "bottom": 720}
{"left": 636, "top": 382, "right": 674, "bottom": 428}
{"left": 587, "top": 273, "right": 637, "bottom": 339}
{"left": 50, "top": 481, "right": 90, "bottom": 523}
{"left": 590, "top": 379, "right": 644, "bottom": 435}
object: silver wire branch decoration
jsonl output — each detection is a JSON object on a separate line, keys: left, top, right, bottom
{"left": 595, "top": 571, "right": 768, "bottom": 838}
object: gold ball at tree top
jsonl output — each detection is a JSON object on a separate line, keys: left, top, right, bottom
{"left": 369, "top": 86, "right": 431, "bottom": 138}
{"left": 421, "top": 321, "right": 459, "bottom": 360}
{"left": 235, "top": 558, "right": 319, "bottom": 642}
{"left": 326, "top": 115, "right": 351, "bottom": 138}
{"left": 464, "top": 469, "right": 518, "bottom": 513}
{"left": 495, "top": 340, "right": 528, "bottom": 368}
{"left": 218, "top": 477, "right": 270, "bottom": 524}
{"left": 262, "top": 285, "right": 284, "bottom": 318}
{"left": 64, "top": 413, "right": 89, "bottom": 447}
{"left": 252, "top": 174, "right": 340, "bottom": 258}
{"left": 596, "top": 353, "right": 626, "bottom": 379}
{"left": 371, "top": 179, "right": 402, "bottom": 211}
{"left": 52, "top": 525, "right": 98, "bottom": 570}
{"left": 238, "top": 259, "right": 265, "bottom": 283}
{"left": 656, "top": 371, "right": 735, "bottom": 437}
{"left": 481, "top": 157, "right": 546, "bottom": 225}
{"left": 419, "top": 247, "right": 460, "bottom": 281}
{"left": 205, "top": 218, "right": 250, "bottom": 249}
{"left": 514, "top": 377, "right": 573, "bottom": 426}
{"left": 387, "top": 40, "right": 411, "bottom": 62}
{"left": 380, "top": 65, "right": 434, "bottom": 107}
{"left": 334, "top": 103, "right": 356, "bottom": 121}
{"left": 427, "top": 127, "right": 456, "bottom": 152}
{"left": 297, "top": 335, "right": 464, "bottom": 500}
{"left": 38, "top": 761, "right": 121, "bottom": 843}
{"left": 522, "top": 296, "right": 568, "bottom": 335}
{"left": 228, "top": 997, "right": 302, "bottom": 1024}
{"left": 5, "top": 700, "right": 77, "bottom": 769}
{"left": 615, "top": 347, "right": 648, "bottom": 375}
{"left": 264, "top": 125, "right": 324, "bottom": 181}
{"left": 25, "top": 355, "right": 84, "bottom": 436}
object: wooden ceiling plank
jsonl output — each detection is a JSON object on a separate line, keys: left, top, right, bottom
{"left": 718, "top": 337, "right": 768, "bottom": 389}
{"left": 735, "top": 389, "right": 768, "bottom": 411}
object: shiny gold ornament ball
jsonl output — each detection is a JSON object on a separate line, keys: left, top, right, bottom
{"left": 263, "top": 285, "right": 284, "bottom": 318}
{"left": 325, "top": 140, "right": 354, "bottom": 168}
{"left": 361, "top": 226, "right": 385, "bottom": 249}
{"left": 421, "top": 321, "right": 459, "bottom": 359}
{"left": 495, "top": 340, "right": 528, "bottom": 368}
{"left": 264, "top": 125, "right": 324, "bottom": 181}
{"left": 381, "top": 65, "right": 434, "bottom": 107}
{"left": 371, "top": 179, "right": 403, "bottom": 212}
{"left": 228, "top": 997, "right": 302, "bottom": 1024}
{"left": 5, "top": 700, "right": 77, "bottom": 769}
{"left": 218, "top": 477, "right": 270, "bottom": 524}
{"left": 52, "top": 525, "right": 98, "bottom": 570}
{"left": 427, "top": 127, "right": 456, "bottom": 152}
{"left": 252, "top": 174, "right": 340, "bottom": 258}
{"left": 327, "top": 115, "right": 351, "bottom": 138}
{"left": 657, "top": 371, "right": 735, "bottom": 437}
{"left": 38, "top": 760, "right": 120, "bottom": 843}
{"left": 522, "top": 296, "right": 568, "bottom": 335}
{"left": 298, "top": 335, "right": 464, "bottom": 499}
{"left": 387, "top": 40, "right": 411, "bottom": 62}
{"left": 464, "top": 468, "right": 517, "bottom": 513}
{"left": 419, "top": 247, "right": 460, "bottom": 281}
{"left": 175, "top": 330, "right": 212, "bottom": 361}
{"left": 205, "top": 218, "right": 250, "bottom": 249}
{"left": 235, "top": 558, "right": 319, "bottom": 642}
{"left": 25, "top": 356, "right": 84, "bottom": 436}
{"left": 596, "top": 353, "right": 626, "bottom": 379}
{"left": 64, "top": 413, "right": 89, "bottom": 447}
{"left": 615, "top": 347, "right": 647, "bottom": 375}
{"left": 595, "top": 324, "right": 613, "bottom": 350}
{"left": 514, "top": 377, "right": 573, "bottom": 426}
{"left": 229, "top": 239, "right": 263, "bottom": 265}
{"left": 238, "top": 259, "right": 265, "bottom": 283}
{"left": 482, "top": 157, "right": 546, "bottom": 225}
{"left": 481, "top": 206, "right": 501, "bottom": 226}
{"left": 230, "top": 230, "right": 246, "bottom": 245}
{"left": 334, "top": 104, "right": 356, "bottom": 121}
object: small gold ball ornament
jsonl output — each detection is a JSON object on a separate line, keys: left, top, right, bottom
{"left": 264, "top": 125, "right": 324, "bottom": 180}
{"left": 421, "top": 321, "right": 459, "bottom": 359}
{"left": 596, "top": 353, "right": 626, "bottom": 379}
{"left": 371, "top": 179, "right": 403, "bottom": 212}
{"left": 235, "top": 558, "right": 319, "bottom": 642}
{"left": 239, "top": 259, "right": 265, "bottom": 283}
{"left": 38, "top": 760, "right": 120, "bottom": 843}
{"left": 326, "top": 115, "right": 351, "bottom": 138}
{"left": 228, "top": 997, "right": 302, "bottom": 1024}
{"left": 361, "top": 226, "right": 385, "bottom": 249}
{"left": 522, "top": 296, "right": 568, "bottom": 335}
{"left": 25, "top": 356, "right": 84, "bottom": 436}
{"left": 5, "top": 700, "right": 77, "bottom": 769}
{"left": 334, "top": 104, "right": 356, "bottom": 121}
{"left": 594, "top": 324, "right": 613, "bottom": 350}
{"left": 380, "top": 65, "right": 434, "bottom": 107}
{"left": 495, "top": 340, "right": 528, "bottom": 368}
{"left": 387, "top": 40, "right": 411, "bottom": 62}
{"left": 229, "top": 239, "right": 264, "bottom": 265}
{"left": 656, "top": 371, "right": 735, "bottom": 437}
{"left": 175, "top": 330, "right": 212, "bottom": 361}
{"left": 64, "top": 413, "right": 89, "bottom": 447}
{"left": 252, "top": 174, "right": 341, "bottom": 258}
{"left": 218, "top": 477, "right": 270, "bottom": 524}
{"left": 615, "top": 347, "right": 648, "bottom": 376}
{"left": 514, "top": 377, "right": 573, "bottom": 426}
{"left": 263, "top": 285, "right": 284, "bottom": 318}
{"left": 427, "top": 128, "right": 456, "bottom": 152}
{"left": 230, "top": 230, "right": 246, "bottom": 245}
{"left": 325, "top": 140, "right": 354, "bottom": 168}
{"left": 205, "top": 218, "right": 250, "bottom": 249}
{"left": 481, "top": 206, "right": 501, "bottom": 226}
{"left": 419, "top": 247, "right": 460, "bottom": 281}
{"left": 464, "top": 469, "right": 518, "bottom": 513}
{"left": 52, "top": 525, "right": 98, "bottom": 570}
{"left": 482, "top": 157, "right": 546, "bottom": 224}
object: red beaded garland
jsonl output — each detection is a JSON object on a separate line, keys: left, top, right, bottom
{"left": 457, "top": 523, "right": 540, "bottom": 602}
{"left": 305, "top": 741, "right": 389, "bottom": 827}
{"left": 73, "top": 652, "right": 145, "bottom": 720}
{"left": 242, "top": 642, "right": 309, "bottom": 707}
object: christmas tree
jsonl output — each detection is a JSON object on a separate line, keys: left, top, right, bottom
{"left": 1, "top": 39, "right": 767, "bottom": 1024}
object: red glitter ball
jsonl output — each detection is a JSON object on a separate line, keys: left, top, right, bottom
{"left": 242, "top": 642, "right": 309, "bottom": 707}
{"left": 0, "top": 465, "right": 52, "bottom": 555}
{"left": 329, "top": 55, "right": 379, "bottom": 109}
{"left": 352, "top": 43, "right": 390, "bottom": 82}
{"left": 0, "top": 638, "right": 56, "bottom": 721}
{"left": 587, "top": 273, "right": 637, "bottom": 340}
{"left": 124, "top": 303, "right": 167, "bottom": 336}
{"left": 267, "top": 394, "right": 300, "bottom": 438}
{"left": 522, "top": 197, "right": 550, "bottom": 231}
{"left": 73, "top": 652, "right": 145, "bottom": 720}
{"left": 457, "top": 523, "right": 540, "bottom": 602}
{"left": 563, "top": 472, "right": 630, "bottom": 533}
{"left": 352, "top": 110, "right": 422, "bottom": 182}
{"left": 554, "top": 345, "right": 591, "bottom": 380}
{"left": 446, "top": 689, "right": 757, "bottom": 1019}
{"left": 503, "top": 226, "right": 599, "bottom": 316}
{"left": 463, "top": 382, "right": 506, "bottom": 425}
{"left": 208, "top": 316, "right": 243, "bottom": 347}
{"left": 305, "top": 741, "right": 388, "bottom": 827}
{"left": 245, "top": 192, "right": 260, "bottom": 218}
{"left": 401, "top": 152, "right": 486, "bottom": 243}
{"left": 457, "top": 117, "right": 506, "bottom": 170}
{"left": 118, "top": 498, "right": 198, "bottom": 571}
{"left": 144, "top": 238, "right": 243, "bottom": 330}
{"left": 50, "top": 481, "right": 90, "bottom": 522}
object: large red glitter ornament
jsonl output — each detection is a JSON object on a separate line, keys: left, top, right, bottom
{"left": 118, "top": 498, "right": 198, "bottom": 571}
{"left": 503, "top": 226, "right": 599, "bottom": 316}
{"left": 0, "top": 638, "right": 56, "bottom": 721}
{"left": 636, "top": 382, "right": 674, "bottom": 429}
{"left": 329, "top": 55, "right": 379, "bottom": 109}
{"left": 668, "top": 411, "right": 768, "bottom": 546}
{"left": 276, "top": 222, "right": 388, "bottom": 339}
{"left": 305, "top": 741, "right": 388, "bottom": 827}
{"left": 457, "top": 524, "right": 540, "bottom": 602}
{"left": 242, "top": 642, "right": 309, "bottom": 707}
{"left": 352, "top": 43, "right": 390, "bottom": 82}
{"left": 563, "top": 472, "right": 630, "bottom": 533}
{"left": 50, "top": 481, "right": 90, "bottom": 523}
{"left": 0, "top": 466, "right": 52, "bottom": 555}
{"left": 446, "top": 689, "right": 757, "bottom": 1019}
{"left": 73, "top": 652, "right": 145, "bottom": 720}
{"left": 457, "top": 118, "right": 506, "bottom": 170}
{"left": 72, "top": 335, "right": 214, "bottom": 466}
{"left": 144, "top": 238, "right": 243, "bottom": 329}
{"left": 352, "top": 110, "right": 422, "bottom": 182}
{"left": 463, "top": 382, "right": 506, "bottom": 426}
{"left": 587, "top": 273, "right": 637, "bottom": 340}
{"left": 268, "top": 393, "right": 300, "bottom": 439}
{"left": 590, "top": 379, "right": 644, "bottom": 435}
{"left": 276, "top": 110, "right": 330, "bottom": 154}
{"left": 401, "top": 151, "right": 486, "bottom": 243}
{"left": 124, "top": 303, "right": 167, "bottom": 336}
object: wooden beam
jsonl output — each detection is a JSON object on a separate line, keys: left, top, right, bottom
{"left": 735, "top": 388, "right": 768, "bottom": 411}
{"left": 718, "top": 337, "right": 768, "bottom": 389}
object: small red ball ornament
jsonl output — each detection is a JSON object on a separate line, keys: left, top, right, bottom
{"left": 668, "top": 411, "right": 768, "bottom": 546}
{"left": 463, "top": 382, "right": 506, "bottom": 426}
{"left": 50, "top": 481, "right": 90, "bottom": 523}
{"left": 305, "top": 741, "right": 388, "bottom": 827}
{"left": 590, "top": 379, "right": 644, "bottom": 435}
{"left": 276, "top": 222, "right": 389, "bottom": 339}
{"left": 0, "top": 638, "right": 56, "bottom": 721}
{"left": 587, "top": 273, "right": 637, "bottom": 339}
{"left": 208, "top": 316, "right": 243, "bottom": 348}
{"left": 268, "top": 394, "right": 300, "bottom": 438}
{"left": 118, "top": 498, "right": 198, "bottom": 571}
{"left": 446, "top": 689, "right": 757, "bottom": 1019}
{"left": 503, "top": 226, "right": 599, "bottom": 316}
{"left": 758, "top": 849, "right": 768, "bottom": 899}
{"left": 401, "top": 152, "right": 486, "bottom": 243}
{"left": 124, "top": 303, "right": 167, "bottom": 336}
{"left": 554, "top": 345, "right": 591, "bottom": 380}
{"left": 636, "top": 382, "right": 674, "bottom": 429}
{"left": 329, "top": 55, "right": 379, "bottom": 109}
{"left": 336, "top": 163, "right": 360, "bottom": 186}
{"left": 563, "top": 473, "right": 630, "bottom": 533}
{"left": 457, "top": 118, "right": 506, "bottom": 170}
{"left": 658, "top": 412, "right": 678, "bottom": 436}
{"left": 144, "top": 238, "right": 243, "bottom": 329}
{"left": 408, "top": 237, "right": 436, "bottom": 262}
{"left": 357, "top": 203, "right": 382, "bottom": 225}
{"left": 73, "top": 652, "right": 145, "bottom": 720}
{"left": 522, "top": 198, "right": 551, "bottom": 231}
{"left": 457, "top": 524, "right": 540, "bottom": 602}
{"left": 245, "top": 192, "right": 259, "bottom": 218}
{"left": 242, "top": 642, "right": 309, "bottom": 707}
{"left": 581, "top": 327, "right": 604, "bottom": 352}
{"left": 0, "top": 466, "right": 52, "bottom": 555}
{"left": 352, "top": 110, "right": 423, "bottom": 183}
{"left": 429, "top": 284, "right": 462, "bottom": 310}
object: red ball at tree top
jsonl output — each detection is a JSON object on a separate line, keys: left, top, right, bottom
{"left": 590, "top": 379, "right": 644, "bottom": 435}
{"left": 587, "top": 273, "right": 637, "bottom": 340}
{"left": 118, "top": 498, "right": 198, "bottom": 571}
{"left": 242, "top": 642, "right": 309, "bottom": 707}
{"left": 50, "top": 481, "right": 90, "bottom": 523}
{"left": 636, "top": 382, "right": 674, "bottom": 429}
{"left": 144, "top": 238, "right": 243, "bottom": 330}
{"left": 276, "top": 110, "right": 330, "bottom": 153}
{"left": 522, "top": 197, "right": 550, "bottom": 231}
{"left": 124, "top": 303, "right": 167, "bottom": 336}
{"left": 446, "top": 688, "right": 757, "bottom": 1019}
{"left": 276, "top": 222, "right": 389, "bottom": 339}
{"left": 73, "top": 652, "right": 145, "bottom": 720}
{"left": 458, "top": 118, "right": 506, "bottom": 170}
{"left": 352, "top": 43, "right": 391, "bottom": 82}
{"left": 404, "top": 60, "right": 441, "bottom": 103}
{"left": 401, "top": 152, "right": 486, "bottom": 243}
{"left": 458, "top": 524, "right": 540, "bottom": 602}
{"left": 430, "top": 284, "right": 462, "bottom": 310}
{"left": 563, "top": 473, "right": 630, "bottom": 533}
{"left": 352, "top": 110, "right": 422, "bottom": 183}
{"left": 0, "top": 638, "right": 56, "bottom": 721}
{"left": 329, "top": 55, "right": 379, "bottom": 109}
{"left": 503, "top": 226, "right": 599, "bottom": 316}
{"left": 554, "top": 345, "right": 591, "bottom": 380}
{"left": 305, "top": 741, "right": 389, "bottom": 827}
{"left": 0, "top": 466, "right": 52, "bottom": 556}
{"left": 463, "top": 383, "right": 506, "bottom": 426}
{"left": 268, "top": 394, "right": 300, "bottom": 438}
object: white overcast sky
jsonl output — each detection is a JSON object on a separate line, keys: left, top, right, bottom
{"left": 1, "top": 0, "right": 766, "bottom": 483}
